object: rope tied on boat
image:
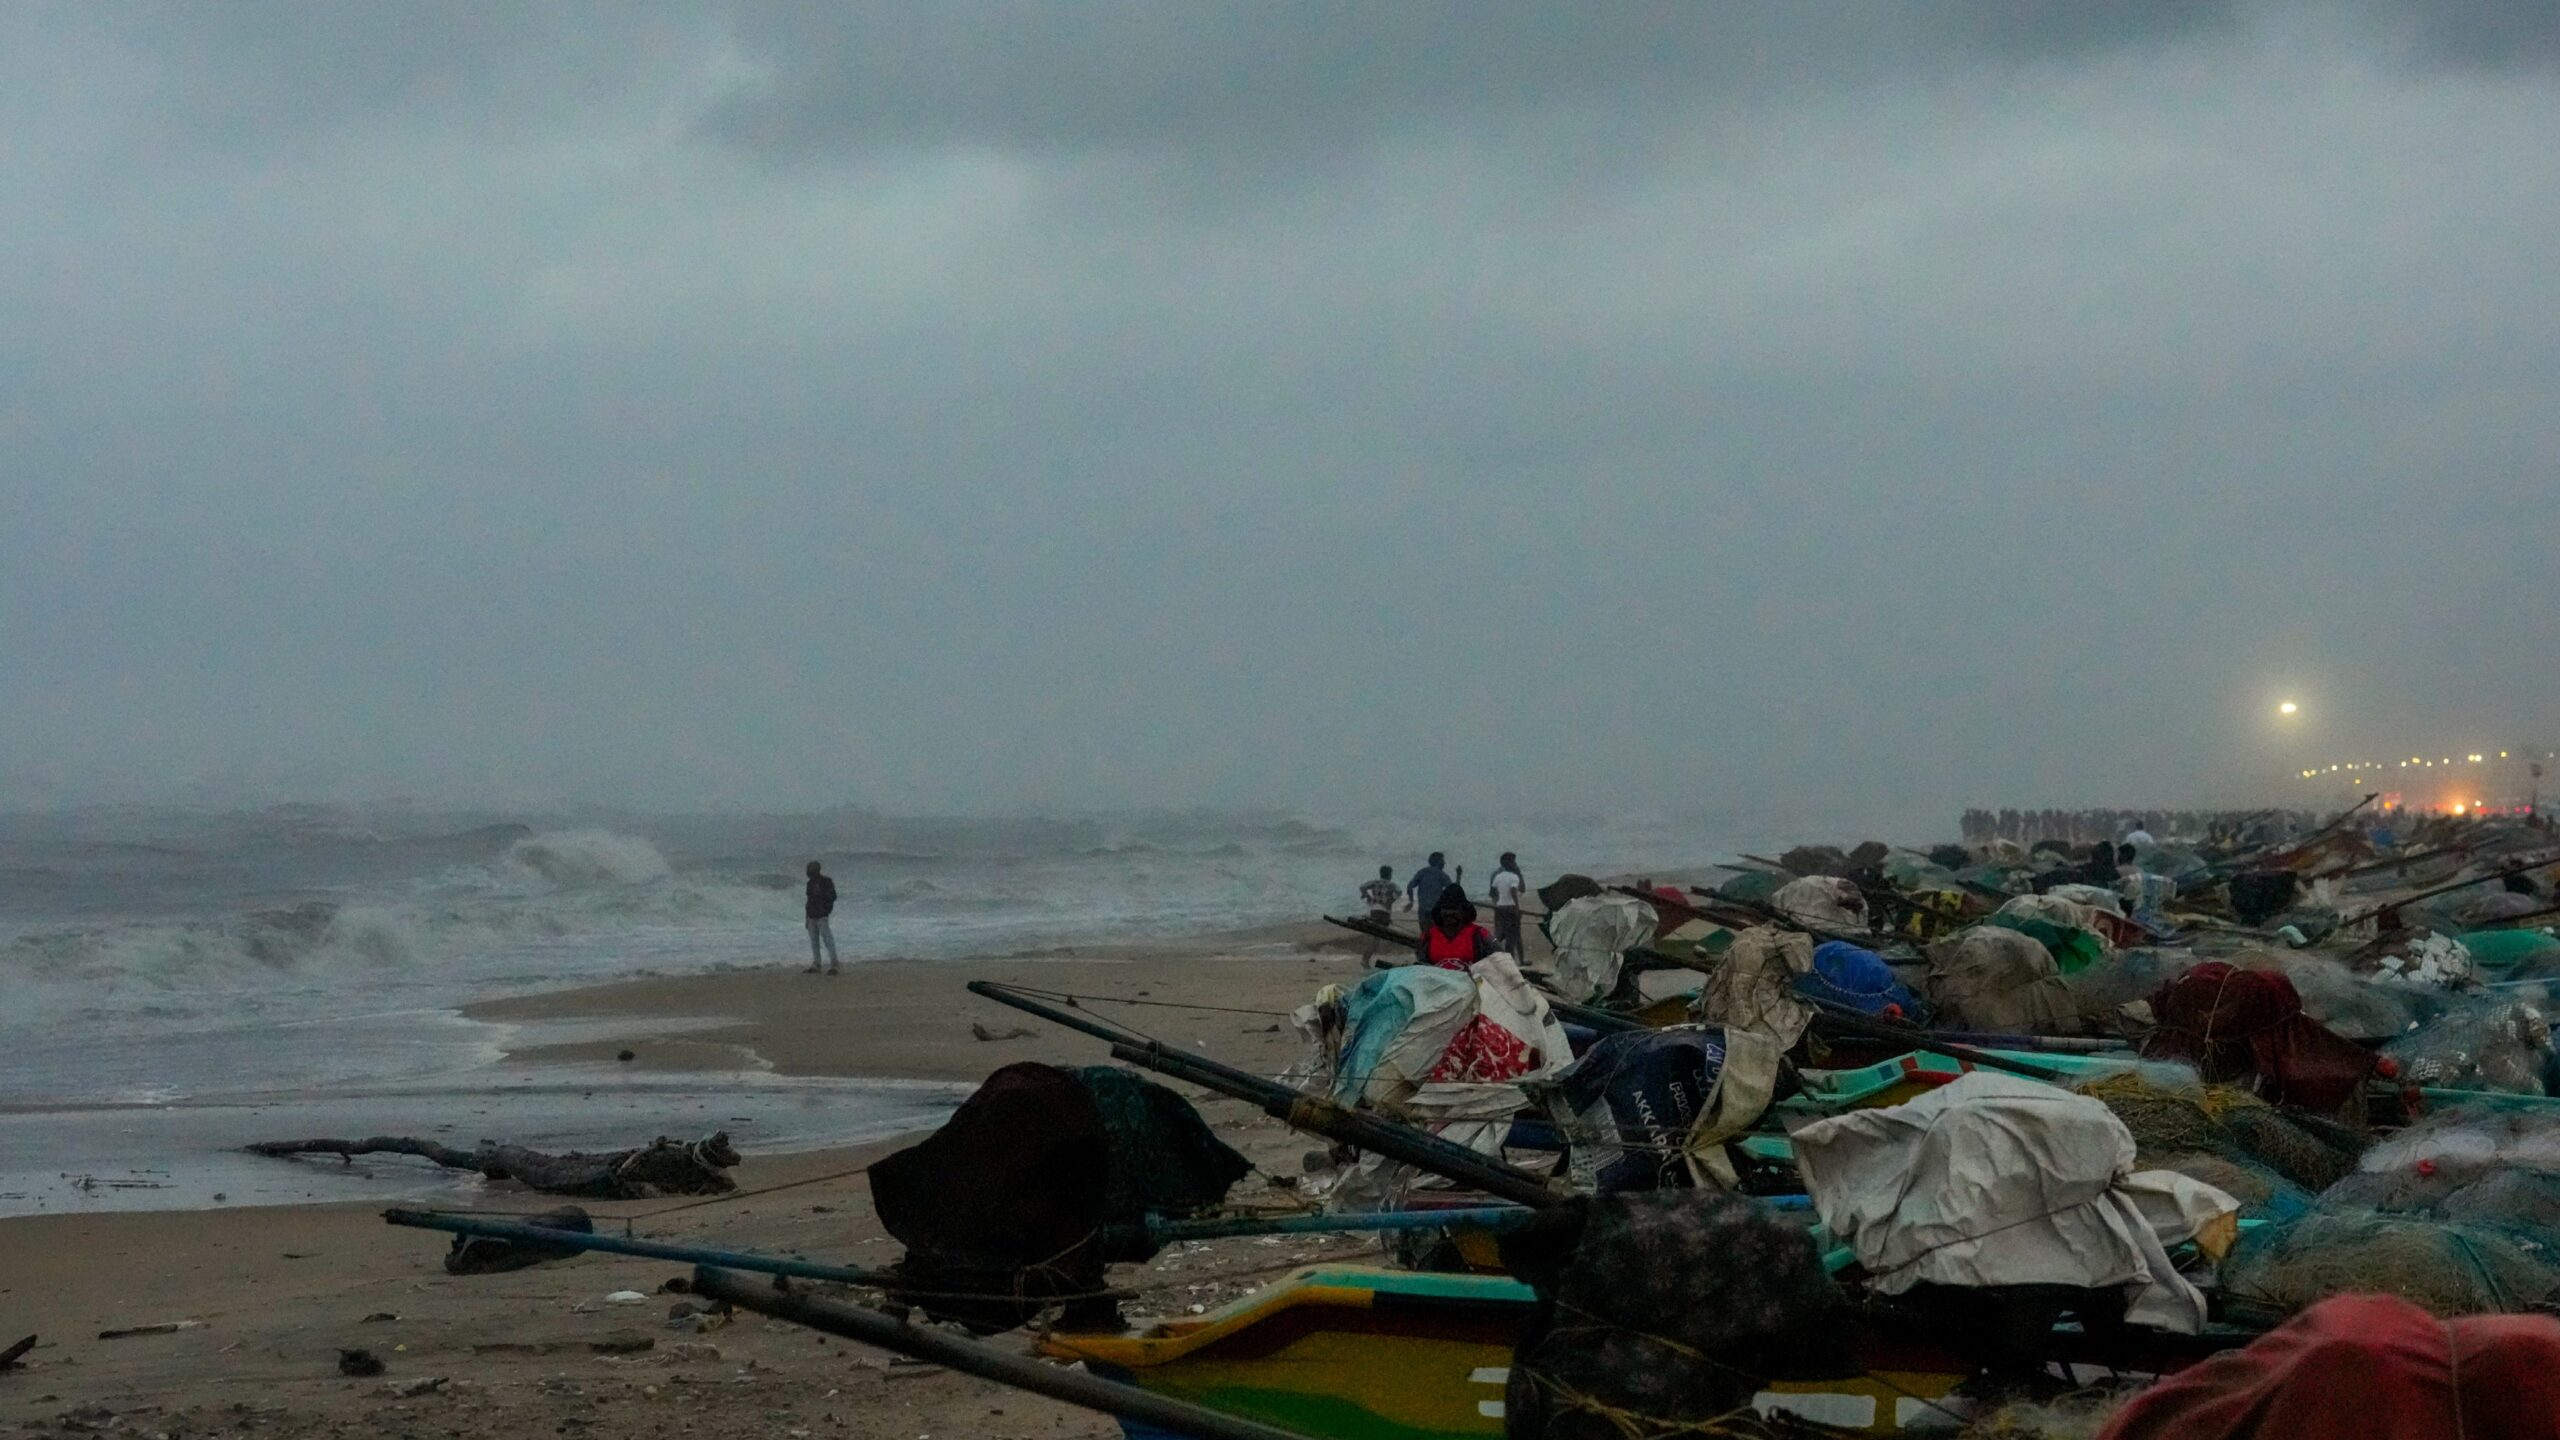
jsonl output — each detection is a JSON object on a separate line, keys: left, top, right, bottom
{"left": 1508, "top": 1367, "right": 1857, "bottom": 1440}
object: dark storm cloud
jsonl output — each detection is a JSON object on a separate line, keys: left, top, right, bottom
{"left": 2384, "top": 0, "right": 2560, "bottom": 69}
{"left": 2, "top": 1, "right": 2553, "bottom": 825}
{"left": 703, "top": 1, "right": 2241, "bottom": 159}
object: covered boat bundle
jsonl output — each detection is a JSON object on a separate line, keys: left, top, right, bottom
{"left": 867, "top": 1060, "right": 1250, "bottom": 1330}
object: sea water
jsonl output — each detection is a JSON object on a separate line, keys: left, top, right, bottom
{"left": 0, "top": 805, "right": 1759, "bottom": 1213}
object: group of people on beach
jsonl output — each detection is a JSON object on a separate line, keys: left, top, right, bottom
{"left": 1360, "top": 850, "right": 1527, "bottom": 970}
{"left": 796, "top": 849, "right": 1534, "bottom": 977}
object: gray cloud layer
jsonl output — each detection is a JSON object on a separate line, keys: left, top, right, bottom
{"left": 5, "top": 2, "right": 2554, "bottom": 828}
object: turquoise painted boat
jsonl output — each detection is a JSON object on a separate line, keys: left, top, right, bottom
{"left": 1040, "top": 1265, "right": 1971, "bottom": 1439}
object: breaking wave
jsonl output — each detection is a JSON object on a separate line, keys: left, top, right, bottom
{"left": 501, "top": 829, "right": 673, "bottom": 888}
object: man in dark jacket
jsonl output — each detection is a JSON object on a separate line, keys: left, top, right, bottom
{"left": 804, "top": 860, "right": 840, "bottom": 974}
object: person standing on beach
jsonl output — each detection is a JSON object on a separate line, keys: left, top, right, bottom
{"left": 803, "top": 860, "right": 840, "bottom": 975}
{"left": 1405, "top": 852, "right": 1455, "bottom": 917}
{"left": 1359, "top": 864, "right": 1401, "bottom": 965}
{"left": 1488, "top": 852, "right": 1526, "bottom": 958}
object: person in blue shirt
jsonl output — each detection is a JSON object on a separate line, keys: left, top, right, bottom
{"left": 1404, "top": 852, "right": 1454, "bottom": 917}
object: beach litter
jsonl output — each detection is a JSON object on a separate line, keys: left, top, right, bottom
{"left": 245, "top": 1132, "right": 741, "bottom": 1199}
{"left": 95, "top": 1322, "right": 201, "bottom": 1341}
{"left": 352, "top": 803, "right": 2560, "bottom": 1440}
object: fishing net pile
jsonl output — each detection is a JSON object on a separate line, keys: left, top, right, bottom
{"left": 2216, "top": 1104, "right": 2560, "bottom": 1321}
{"left": 2322, "top": 1103, "right": 2560, "bottom": 1215}
{"left": 1496, "top": 1190, "right": 1852, "bottom": 1440}
{"left": 2218, "top": 1210, "right": 2560, "bottom": 1321}
{"left": 2063, "top": 1071, "right": 2349, "bottom": 1224}
{"left": 1957, "top": 1392, "right": 2140, "bottom": 1440}
{"left": 2380, "top": 990, "right": 2557, "bottom": 1094}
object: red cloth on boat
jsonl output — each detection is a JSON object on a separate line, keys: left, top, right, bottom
{"left": 1424, "top": 1015, "right": 1542, "bottom": 1083}
{"left": 2139, "top": 961, "right": 2373, "bottom": 1114}
{"left": 2097, "top": 1294, "right": 2560, "bottom": 1440}
{"left": 1648, "top": 885, "right": 1693, "bottom": 939}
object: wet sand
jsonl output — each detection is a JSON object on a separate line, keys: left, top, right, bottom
{"left": 0, "top": 917, "right": 1415, "bottom": 1440}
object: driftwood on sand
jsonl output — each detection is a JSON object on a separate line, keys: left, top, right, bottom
{"left": 244, "top": 1131, "right": 741, "bottom": 1198}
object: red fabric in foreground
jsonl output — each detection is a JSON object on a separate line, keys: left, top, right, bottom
{"left": 2098, "top": 1294, "right": 2560, "bottom": 1440}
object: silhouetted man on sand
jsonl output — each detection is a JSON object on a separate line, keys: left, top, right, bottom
{"left": 1405, "top": 852, "right": 1454, "bottom": 916}
{"left": 804, "top": 860, "right": 839, "bottom": 975}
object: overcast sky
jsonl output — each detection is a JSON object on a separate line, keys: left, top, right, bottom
{"left": 4, "top": 2, "right": 2554, "bottom": 828}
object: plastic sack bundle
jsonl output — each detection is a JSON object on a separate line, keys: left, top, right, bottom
{"left": 1311, "top": 965, "right": 1480, "bottom": 1106}
{"left": 2001, "top": 892, "right": 2115, "bottom": 932}
{"left": 2380, "top": 994, "right": 2554, "bottom": 1095}
{"left": 2218, "top": 1211, "right": 2560, "bottom": 1320}
{"left": 2068, "top": 947, "right": 2197, "bottom": 1028}
{"left": 2044, "top": 883, "right": 2127, "bottom": 916}
{"left": 1989, "top": 913, "right": 2108, "bottom": 975}
{"left": 1795, "top": 939, "right": 1925, "bottom": 1020}
{"left": 1692, "top": 926, "right": 1815, "bottom": 1045}
{"left": 1536, "top": 1027, "right": 1788, "bottom": 1192}
{"left": 1926, "top": 925, "right": 2077, "bottom": 1035}
{"left": 1302, "top": 956, "right": 1572, "bottom": 1107}
{"left": 1771, "top": 874, "right": 1865, "bottom": 932}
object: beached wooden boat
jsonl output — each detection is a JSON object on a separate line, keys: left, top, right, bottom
{"left": 1039, "top": 1265, "right": 1970, "bottom": 1439}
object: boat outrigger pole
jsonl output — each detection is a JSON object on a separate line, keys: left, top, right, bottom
{"left": 968, "top": 980, "right": 1570, "bottom": 1209}
{"left": 692, "top": 1266, "right": 1321, "bottom": 1440}
{"left": 382, "top": 1208, "right": 906, "bottom": 1287}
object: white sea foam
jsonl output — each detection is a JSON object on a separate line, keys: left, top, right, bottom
{"left": 501, "top": 828, "right": 676, "bottom": 887}
{"left": 0, "top": 807, "right": 1760, "bottom": 1108}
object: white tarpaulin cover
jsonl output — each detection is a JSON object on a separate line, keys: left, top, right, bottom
{"left": 1772, "top": 875, "right": 1865, "bottom": 932}
{"left": 1539, "top": 894, "right": 1658, "bottom": 1003}
{"left": 1790, "top": 1071, "right": 2239, "bottom": 1333}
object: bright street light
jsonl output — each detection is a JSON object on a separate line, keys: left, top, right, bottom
{"left": 2277, "top": 700, "right": 2300, "bottom": 716}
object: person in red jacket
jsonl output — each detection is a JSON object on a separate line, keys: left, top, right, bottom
{"left": 1416, "top": 885, "right": 1497, "bottom": 971}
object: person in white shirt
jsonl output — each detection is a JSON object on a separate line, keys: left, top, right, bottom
{"left": 1488, "top": 852, "right": 1527, "bottom": 957}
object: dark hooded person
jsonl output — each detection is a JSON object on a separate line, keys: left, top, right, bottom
{"left": 1418, "top": 885, "right": 1498, "bottom": 971}
{"left": 803, "top": 860, "right": 839, "bottom": 975}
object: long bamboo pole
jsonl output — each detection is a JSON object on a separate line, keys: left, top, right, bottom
{"left": 691, "top": 1267, "right": 1320, "bottom": 1440}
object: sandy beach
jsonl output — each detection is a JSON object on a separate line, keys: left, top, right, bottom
{"left": 0, "top": 918, "right": 1439, "bottom": 1440}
